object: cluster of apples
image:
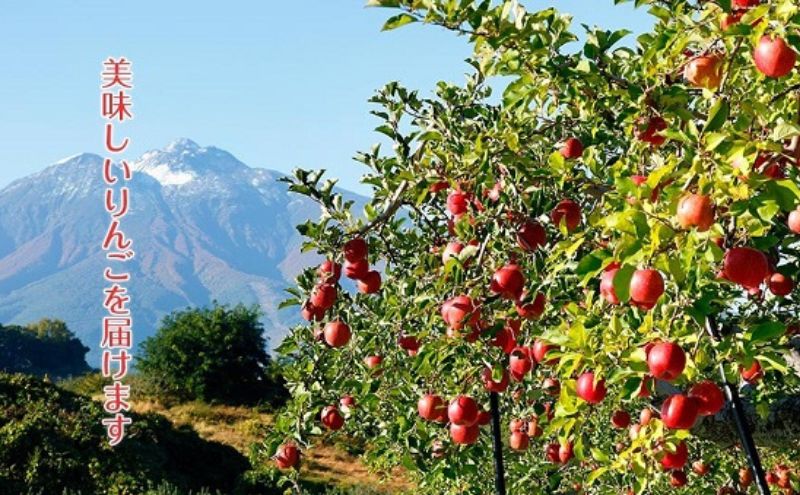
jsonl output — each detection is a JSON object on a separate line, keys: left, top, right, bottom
{"left": 600, "top": 263, "right": 666, "bottom": 311}
{"left": 417, "top": 394, "right": 492, "bottom": 445}
{"left": 720, "top": 246, "right": 795, "bottom": 299}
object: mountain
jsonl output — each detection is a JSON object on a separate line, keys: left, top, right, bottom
{"left": 0, "top": 139, "right": 361, "bottom": 363}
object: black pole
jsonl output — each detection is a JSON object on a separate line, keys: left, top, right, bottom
{"left": 489, "top": 391, "right": 507, "bottom": 495}
{"left": 704, "top": 316, "right": 770, "bottom": 495}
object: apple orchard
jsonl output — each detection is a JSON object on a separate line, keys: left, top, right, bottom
{"left": 265, "top": 0, "right": 800, "bottom": 493}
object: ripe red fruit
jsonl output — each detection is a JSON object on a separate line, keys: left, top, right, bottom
{"left": 558, "top": 441, "right": 574, "bottom": 464}
{"left": 670, "top": 470, "right": 688, "bottom": 488}
{"left": 532, "top": 340, "right": 558, "bottom": 365}
{"left": 301, "top": 302, "right": 324, "bottom": 322}
{"left": 490, "top": 326, "right": 517, "bottom": 354}
{"left": 274, "top": 442, "right": 300, "bottom": 470}
{"left": 551, "top": 199, "right": 582, "bottom": 232}
{"left": 442, "top": 241, "right": 464, "bottom": 263}
{"left": 638, "top": 375, "right": 653, "bottom": 398}
{"left": 647, "top": 342, "right": 686, "bottom": 382}
{"left": 343, "top": 238, "right": 368, "bottom": 262}
{"left": 364, "top": 355, "right": 382, "bottom": 369}
{"left": 576, "top": 372, "right": 607, "bottom": 404}
{"left": 689, "top": 381, "right": 725, "bottom": 416}
{"left": 441, "top": 295, "right": 480, "bottom": 330}
{"left": 476, "top": 410, "right": 491, "bottom": 426}
{"left": 788, "top": 209, "right": 800, "bottom": 234}
{"left": 733, "top": 0, "right": 759, "bottom": 7}
{"left": 429, "top": 180, "right": 449, "bottom": 193}
{"left": 449, "top": 423, "right": 479, "bottom": 445}
{"left": 516, "top": 292, "right": 546, "bottom": 319}
{"left": 509, "top": 418, "right": 526, "bottom": 433}
{"left": 721, "top": 11, "right": 744, "bottom": 30}
{"left": 600, "top": 262, "right": 621, "bottom": 305}
{"left": 560, "top": 137, "right": 584, "bottom": 159}
{"left": 740, "top": 467, "right": 754, "bottom": 487}
{"left": 509, "top": 431, "right": 529, "bottom": 451}
{"left": 357, "top": 270, "right": 382, "bottom": 294}
{"left": 323, "top": 321, "right": 351, "bottom": 348}
{"left": 723, "top": 247, "right": 769, "bottom": 290}
{"left": 343, "top": 258, "right": 369, "bottom": 279}
{"left": 661, "top": 394, "right": 699, "bottom": 429}
{"left": 677, "top": 193, "right": 714, "bottom": 231}
{"left": 545, "top": 443, "right": 560, "bottom": 463}
{"left": 310, "top": 283, "right": 337, "bottom": 310}
{"left": 447, "top": 190, "right": 470, "bottom": 217}
{"left": 490, "top": 264, "right": 525, "bottom": 300}
{"left": 740, "top": 360, "right": 763, "bottom": 383}
{"left": 684, "top": 55, "right": 723, "bottom": 89}
{"left": 418, "top": 394, "right": 446, "bottom": 421}
{"left": 693, "top": 460, "right": 710, "bottom": 476}
{"left": 340, "top": 395, "right": 355, "bottom": 409}
{"left": 639, "top": 408, "right": 653, "bottom": 426}
{"left": 320, "top": 406, "right": 345, "bottom": 430}
{"left": 482, "top": 367, "right": 510, "bottom": 393}
{"left": 611, "top": 410, "right": 631, "bottom": 429}
{"left": 754, "top": 35, "right": 797, "bottom": 78}
{"left": 517, "top": 220, "right": 546, "bottom": 251}
{"left": 660, "top": 441, "right": 689, "bottom": 470}
{"left": 448, "top": 396, "right": 479, "bottom": 426}
{"left": 542, "top": 377, "right": 561, "bottom": 396}
{"left": 635, "top": 116, "right": 668, "bottom": 147}
{"left": 317, "top": 259, "right": 341, "bottom": 282}
{"left": 768, "top": 273, "right": 794, "bottom": 296}
{"left": 630, "top": 269, "right": 665, "bottom": 310}
{"left": 397, "top": 335, "right": 420, "bottom": 355}
{"left": 509, "top": 347, "right": 533, "bottom": 381}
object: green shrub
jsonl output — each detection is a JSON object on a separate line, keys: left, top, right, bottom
{"left": 0, "top": 319, "right": 90, "bottom": 379}
{"left": 137, "top": 303, "right": 288, "bottom": 407}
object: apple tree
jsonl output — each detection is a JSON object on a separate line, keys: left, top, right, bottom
{"left": 263, "top": 0, "right": 800, "bottom": 493}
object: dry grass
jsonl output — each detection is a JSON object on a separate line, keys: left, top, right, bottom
{"left": 133, "top": 400, "right": 411, "bottom": 494}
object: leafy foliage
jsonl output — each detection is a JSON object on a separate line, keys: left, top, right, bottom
{"left": 268, "top": 0, "right": 800, "bottom": 493}
{"left": 138, "top": 303, "right": 287, "bottom": 406}
{"left": 0, "top": 319, "right": 90, "bottom": 379}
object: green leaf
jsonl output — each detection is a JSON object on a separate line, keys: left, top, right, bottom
{"left": 382, "top": 13, "right": 417, "bottom": 31}
{"left": 704, "top": 98, "right": 729, "bottom": 134}
{"left": 749, "top": 321, "right": 785, "bottom": 343}
{"left": 612, "top": 265, "right": 635, "bottom": 303}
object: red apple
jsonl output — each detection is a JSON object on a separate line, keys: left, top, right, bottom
{"left": 542, "top": 377, "right": 561, "bottom": 396}
{"left": 788, "top": 209, "right": 800, "bottom": 234}
{"left": 635, "top": 116, "right": 668, "bottom": 147}
{"left": 545, "top": 443, "right": 560, "bottom": 463}
{"left": 767, "top": 273, "right": 793, "bottom": 296}
{"left": 576, "top": 371, "right": 607, "bottom": 404}
{"left": 660, "top": 441, "right": 689, "bottom": 470}
{"left": 344, "top": 258, "right": 369, "bottom": 279}
{"left": 692, "top": 460, "right": 710, "bottom": 476}
{"left": 447, "top": 190, "right": 470, "bottom": 216}
{"left": 490, "top": 326, "right": 517, "bottom": 354}
{"left": 677, "top": 193, "right": 715, "bottom": 231}
{"left": 449, "top": 423, "right": 479, "bottom": 445}
{"left": 532, "top": 340, "right": 558, "bottom": 365}
{"left": 517, "top": 220, "right": 546, "bottom": 251}
{"left": 340, "top": 395, "right": 355, "bottom": 409}
{"left": 343, "top": 238, "right": 368, "bottom": 262}
{"left": 723, "top": 247, "right": 769, "bottom": 290}
{"left": 721, "top": 11, "right": 744, "bottom": 30}
{"left": 551, "top": 199, "right": 582, "bottom": 231}
{"left": 754, "top": 35, "right": 796, "bottom": 78}
{"left": 310, "top": 283, "right": 337, "bottom": 310}
{"left": 364, "top": 355, "right": 382, "bottom": 369}
{"left": 448, "top": 396, "right": 479, "bottom": 426}
{"left": 398, "top": 334, "right": 421, "bottom": 355}
{"left": 600, "top": 262, "right": 621, "bottom": 305}
{"left": 670, "top": 470, "right": 688, "bottom": 488}
{"left": 558, "top": 441, "right": 574, "bottom": 464}
{"left": 611, "top": 410, "right": 631, "bottom": 429}
{"left": 661, "top": 394, "right": 699, "bottom": 429}
{"left": 429, "top": 180, "right": 449, "bottom": 194}
{"left": 442, "top": 241, "right": 464, "bottom": 263}
{"left": 740, "top": 360, "right": 763, "bottom": 383}
{"left": 323, "top": 321, "right": 351, "bottom": 348}
{"left": 689, "top": 381, "right": 725, "bottom": 416}
{"left": 441, "top": 295, "right": 480, "bottom": 331}
{"left": 476, "top": 410, "right": 491, "bottom": 426}
{"left": 516, "top": 292, "right": 546, "bottom": 319}
{"left": 490, "top": 264, "right": 525, "bottom": 300}
{"left": 684, "top": 55, "right": 723, "bottom": 90}
{"left": 509, "top": 347, "right": 534, "bottom": 381}
{"left": 509, "top": 431, "right": 529, "bottom": 451}
{"left": 301, "top": 302, "right": 324, "bottom": 322}
{"left": 733, "top": 0, "right": 759, "bottom": 7}
{"left": 317, "top": 259, "right": 341, "bottom": 282}
{"left": 321, "top": 406, "right": 345, "bottom": 430}
{"left": 482, "top": 367, "right": 510, "bottom": 393}
{"left": 560, "top": 137, "right": 584, "bottom": 159}
{"left": 647, "top": 342, "right": 686, "bottom": 381}
{"left": 638, "top": 375, "right": 653, "bottom": 398}
{"left": 357, "top": 270, "right": 382, "bottom": 294}
{"left": 418, "top": 394, "right": 446, "bottom": 421}
{"left": 274, "top": 442, "right": 300, "bottom": 470}
{"left": 630, "top": 269, "right": 665, "bottom": 310}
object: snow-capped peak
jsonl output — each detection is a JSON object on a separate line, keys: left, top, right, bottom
{"left": 132, "top": 138, "right": 250, "bottom": 187}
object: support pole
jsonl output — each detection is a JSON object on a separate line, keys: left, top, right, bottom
{"left": 704, "top": 316, "right": 770, "bottom": 495}
{"left": 489, "top": 391, "right": 507, "bottom": 495}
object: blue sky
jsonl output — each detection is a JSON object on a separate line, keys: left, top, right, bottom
{"left": 0, "top": 1, "right": 651, "bottom": 194}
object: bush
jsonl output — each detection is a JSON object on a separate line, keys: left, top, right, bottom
{"left": 0, "top": 319, "right": 90, "bottom": 379}
{"left": 137, "top": 303, "right": 287, "bottom": 406}
{"left": 0, "top": 373, "right": 252, "bottom": 495}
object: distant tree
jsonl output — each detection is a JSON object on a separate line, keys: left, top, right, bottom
{"left": 0, "top": 319, "right": 90, "bottom": 378}
{"left": 138, "top": 303, "right": 286, "bottom": 405}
